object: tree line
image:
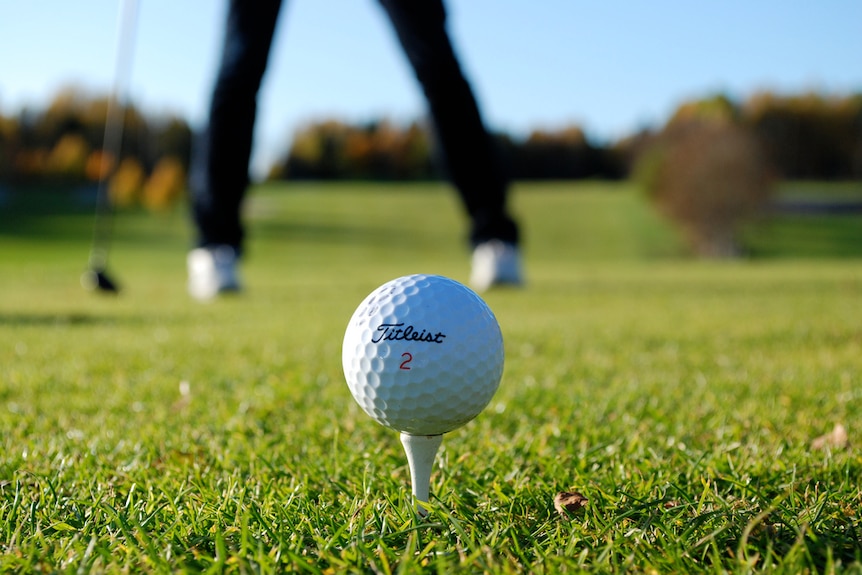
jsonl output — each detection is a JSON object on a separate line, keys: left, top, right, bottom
{"left": 0, "top": 87, "right": 191, "bottom": 209}
{"left": 1, "top": 87, "right": 860, "bottom": 202}
{"left": 271, "top": 91, "right": 862, "bottom": 182}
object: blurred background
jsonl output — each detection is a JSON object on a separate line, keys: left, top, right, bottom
{"left": 1, "top": 0, "right": 861, "bottom": 256}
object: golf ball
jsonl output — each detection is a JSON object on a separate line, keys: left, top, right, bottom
{"left": 342, "top": 274, "right": 504, "bottom": 436}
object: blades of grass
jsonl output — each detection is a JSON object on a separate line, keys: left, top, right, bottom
{"left": 101, "top": 502, "right": 168, "bottom": 572}
{"left": 74, "top": 535, "right": 98, "bottom": 575}
{"left": 4, "top": 479, "right": 23, "bottom": 546}
{"left": 202, "top": 528, "right": 226, "bottom": 575}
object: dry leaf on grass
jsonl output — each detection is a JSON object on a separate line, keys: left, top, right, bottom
{"left": 554, "top": 491, "right": 588, "bottom": 518}
{"left": 811, "top": 423, "right": 849, "bottom": 451}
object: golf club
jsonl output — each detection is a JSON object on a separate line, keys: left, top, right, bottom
{"left": 82, "top": 0, "right": 139, "bottom": 294}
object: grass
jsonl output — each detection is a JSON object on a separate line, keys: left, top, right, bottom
{"left": 1, "top": 180, "right": 861, "bottom": 573}
{"left": 742, "top": 180, "right": 862, "bottom": 259}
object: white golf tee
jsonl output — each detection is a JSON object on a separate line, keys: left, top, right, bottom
{"left": 400, "top": 433, "right": 443, "bottom": 517}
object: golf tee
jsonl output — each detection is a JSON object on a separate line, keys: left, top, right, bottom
{"left": 399, "top": 433, "right": 443, "bottom": 517}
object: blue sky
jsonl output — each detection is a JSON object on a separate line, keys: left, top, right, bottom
{"left": 2, "top": 1, "right": 860, "bottom": 176}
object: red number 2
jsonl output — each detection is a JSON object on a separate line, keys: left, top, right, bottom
{"left": 400, "top": 352, "right": 413, "bottom": 370}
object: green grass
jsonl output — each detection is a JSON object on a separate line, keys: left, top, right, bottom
{"left": 742, "top": 180, "right": 862, "bottom": 259}
{"left": 1, "top": 181, "right": 861, "bottom": 573}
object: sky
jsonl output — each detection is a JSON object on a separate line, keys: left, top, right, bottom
{"left": 2, "top": 0, "right": 861, "bottom": 177}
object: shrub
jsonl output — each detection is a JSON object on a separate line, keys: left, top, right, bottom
{"left": 637, "top": 120, "right": 775, "bottom": 257}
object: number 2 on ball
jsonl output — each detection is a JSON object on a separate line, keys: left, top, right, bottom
{"left": 400, "top": 352, "right": 413, "bottom": 370}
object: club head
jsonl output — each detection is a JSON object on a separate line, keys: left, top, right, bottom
{"left": 81, "top": 268, "right": 121, "bottom": 294}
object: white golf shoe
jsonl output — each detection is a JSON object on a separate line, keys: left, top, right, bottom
{"left": 187, "top": 245, "right": 241, "bottom": 301}
{"left": 470, "top": 239, "right": 523, "bottom": 292}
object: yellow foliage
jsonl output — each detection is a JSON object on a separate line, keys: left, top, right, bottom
{"left": 142, "top": 156, "right": 187, "bottom": 211}
{"left": 48, "top": 134, "right": 90, "bottom": 177}
{"left": 0, "top": 115, "right": 18, "bottom": 138}
{"left": 109, "top": 158, "right": 145, "bottom": 207}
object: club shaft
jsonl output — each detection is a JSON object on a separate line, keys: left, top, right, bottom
{"left": 89, "top": 0, "right": 139, "bottom": 271}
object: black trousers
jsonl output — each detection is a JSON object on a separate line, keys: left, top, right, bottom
{"left": 190, "top": 0, "right": 519, "bottom": 254}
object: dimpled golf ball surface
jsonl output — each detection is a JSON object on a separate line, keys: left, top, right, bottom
{"left": 342, "top": 274, "right": 503, "bottom": 435}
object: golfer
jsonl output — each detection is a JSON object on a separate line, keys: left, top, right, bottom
{"left": 188, "top": 0, "right": 523, "bottom": 299}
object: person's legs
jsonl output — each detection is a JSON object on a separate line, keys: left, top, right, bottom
{"left": 189, "top": 0, "right": 283, "bottom": 255}
{"left": 376, "top": 0, "right": 519, "bottom": 248}
{"left": 187, "top": 0, "right": 282, "bottom": 300}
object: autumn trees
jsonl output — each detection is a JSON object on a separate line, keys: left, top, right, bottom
{"left": 0, "top": 87, "right": 191, "bottom": 210}
{"left": 1, "top": 86, "right": 859, "bottom": 212}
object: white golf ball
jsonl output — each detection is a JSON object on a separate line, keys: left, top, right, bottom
{"left": 342, "top": 274, "right": 504, "bottom": 436}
